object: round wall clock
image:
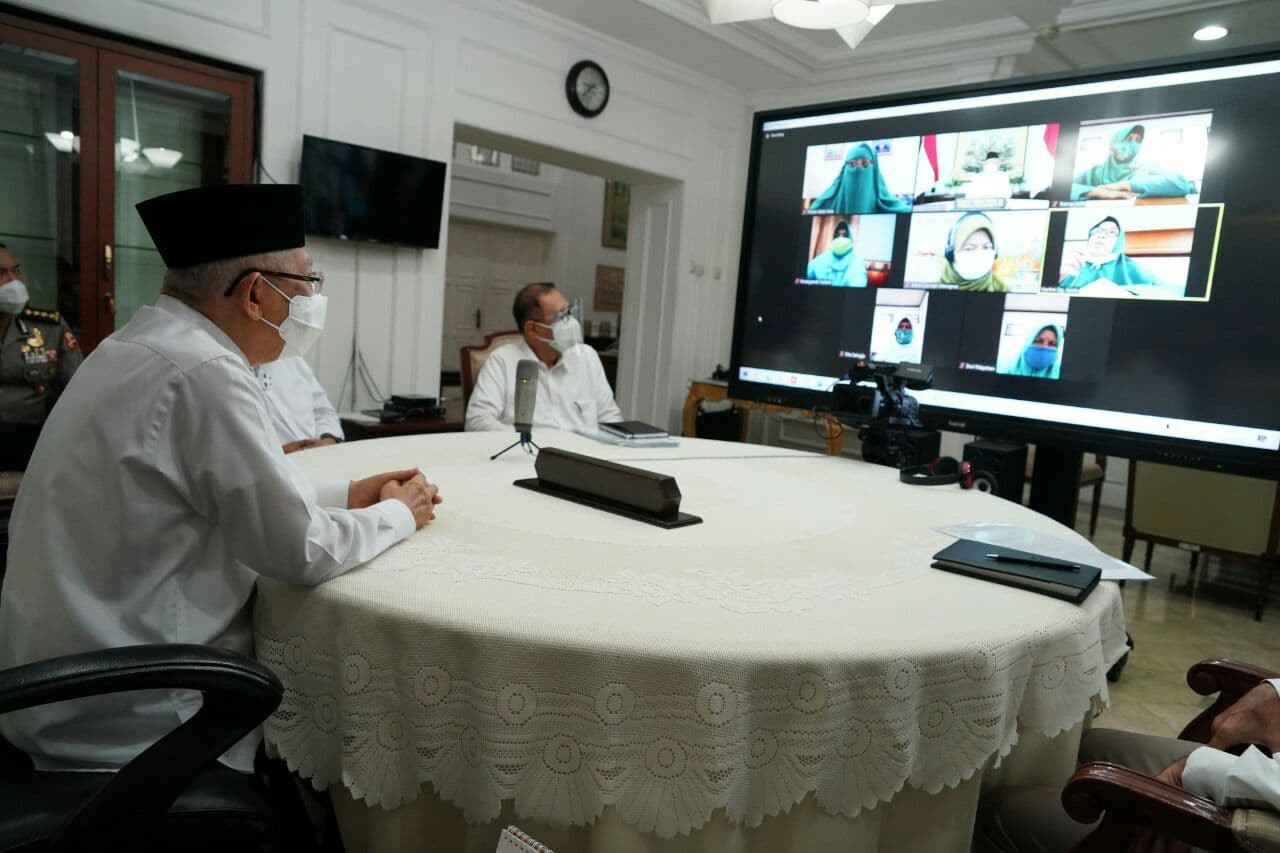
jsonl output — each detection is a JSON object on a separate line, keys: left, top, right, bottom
{"left": 565, "top": 60, "right": 610, "bottom": 118}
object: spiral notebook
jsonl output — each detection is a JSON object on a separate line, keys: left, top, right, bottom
{"left": 496, "top": 827, "right": 554, "bottom": 853}
{"left": 932, "top": 539, "right": 1102, "bottom": 604}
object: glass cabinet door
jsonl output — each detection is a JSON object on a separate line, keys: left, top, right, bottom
{"left": 102, "top": 55, "right": 251, "bottom": 331}
{"left": 0, "top": 33, "right": 94, "bottom": 333}
{"left": 0, "top": 12, "right": 255, "bottom": 348}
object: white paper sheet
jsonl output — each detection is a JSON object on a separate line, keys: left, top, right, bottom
{"left": 934, "top": 522, "right": 1155, "bottom": 582}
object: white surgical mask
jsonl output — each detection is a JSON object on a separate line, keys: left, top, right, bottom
{"left": 0, "top": 280, "right": 29, "bottom": 315}
{"left": 259, "top": 277, "right": 327, "bottom": 359}
{"left": 953, "top": 250, "right": 995, "bottom": 281}
{"left": 536, "top": 316, "right": 583, "bottom": 353}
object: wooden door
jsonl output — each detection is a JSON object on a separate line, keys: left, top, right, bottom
{"left": 442, "top": 219, "right": 549, "bottom": 371}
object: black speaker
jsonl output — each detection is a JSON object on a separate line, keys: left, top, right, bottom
{"left": 695, "top": 405, "right": 744, "bottom": 442}
{"left": 962, "top": 439, "right": 1028, "bottom": 502}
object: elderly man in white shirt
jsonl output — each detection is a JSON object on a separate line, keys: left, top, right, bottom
{"left": 977, "top": 676, "right": 1280, "bottom": 852}
{"left": 0, "top": 183, "right": 441, "bottom": 773}
{"left": 465, "top": 282, "right": 622, "bottom": 433}
{"left": 254, "top": 356, "right": 344, "bottom": 452}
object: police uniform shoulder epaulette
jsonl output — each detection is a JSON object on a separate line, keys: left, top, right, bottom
{"left": 20, "top": 306, "right": 61, "bottom": 323}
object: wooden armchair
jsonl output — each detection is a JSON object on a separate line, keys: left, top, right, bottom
{"left": 1122, "top": 460, "right": 1278, "bottom": 621}
{"left": 1063, "top": 659, "right": 1280, "bottom": 852}
{"left": 460, "top": 330, "right": 522, "bottom": 410}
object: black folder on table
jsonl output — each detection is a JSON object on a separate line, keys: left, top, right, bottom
{"left": 598, "top": 420, "right": 670, "bottom": 440}
{"left": 931, "top": 539, "right": 1102, "bottom": 604}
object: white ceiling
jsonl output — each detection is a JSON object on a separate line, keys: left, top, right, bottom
{"left": 519, "top": 0, "right": 1280, "bottom": 100}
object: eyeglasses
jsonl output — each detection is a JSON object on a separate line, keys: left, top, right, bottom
{"left": 225, "top": 269, "right": 324, "bottom": 297}
{"left": 542, "top": 302, "right": 580, "bottom": 325}
{"left": 1091, "top": 227, "right": 1120, "bottom": 238}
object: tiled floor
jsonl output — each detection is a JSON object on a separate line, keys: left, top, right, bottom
{"left": 1083, "top": 505, "right": 1280, "bottom": 736}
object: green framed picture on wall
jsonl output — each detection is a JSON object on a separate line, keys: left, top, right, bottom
{"left": 602, "top": 180, "right": 629, "bottom": 249}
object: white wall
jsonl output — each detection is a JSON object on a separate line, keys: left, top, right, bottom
{"left": 16, "top": 0, "right": 751, "bottom": 426}
{"left": 550, "top": 169, "right": 628, "bottom": 332}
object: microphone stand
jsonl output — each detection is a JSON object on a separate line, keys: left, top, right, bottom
{"left": 490, "top": 430, "right": 540, "bottom": 460}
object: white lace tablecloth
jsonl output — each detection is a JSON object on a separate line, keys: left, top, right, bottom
{"left": 254, "top": 431, "right": 1128, "bottom": 841}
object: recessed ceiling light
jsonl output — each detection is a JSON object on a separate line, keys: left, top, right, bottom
{"left": 1194, "top": 25, "right": 1228, "bottom": 41}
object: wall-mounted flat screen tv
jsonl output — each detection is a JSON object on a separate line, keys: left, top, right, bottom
{"left": 729, "top": 46, "right": 1280, "bottom": 477}
{"left": 300, "top": 134, "right": 446, "bottom": 249}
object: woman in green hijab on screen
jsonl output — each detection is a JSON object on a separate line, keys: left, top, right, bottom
{"left": 1058, "top": 215, "right": 1161, "bottom": 294}
{"left": 807, "top": 143, "right": 911, "bottom": 214}
{"left": 1006, "top": 323, "right": 1064, "bottom": 379}
{"left": 940, "top": 212, "right": 1009, "bottom": 292}
{"left": 1070, "top": 124, "right": 1193, "bottom": 201}
{"left": 806, "top": 220, "right": 868, "bottom": 287}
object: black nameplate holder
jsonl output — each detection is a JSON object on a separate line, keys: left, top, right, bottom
{"left": 514, "top": 447, "right": 702, "bottom": 529}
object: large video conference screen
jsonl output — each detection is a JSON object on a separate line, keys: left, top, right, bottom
{"left": 729, "top": 49, "right": 1280, "bottom": 474}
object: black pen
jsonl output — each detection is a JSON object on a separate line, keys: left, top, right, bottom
{"left": 986, "top": 553, "right": 1080, "bottom": 571}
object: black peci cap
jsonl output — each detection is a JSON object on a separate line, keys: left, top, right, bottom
{"left": 136, "top": 184, "right": 306, "bottom": 269}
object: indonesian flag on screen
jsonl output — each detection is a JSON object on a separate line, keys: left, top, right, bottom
{"left": 1043, "top": 123, "right": 1060, "bottom": 155}
{"left": 921, "top": 134, "right": 939, "bottom": 186}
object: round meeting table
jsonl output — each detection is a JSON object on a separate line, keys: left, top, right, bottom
{"left": 253, "top": 430, "right": 1128, "bottom": 852}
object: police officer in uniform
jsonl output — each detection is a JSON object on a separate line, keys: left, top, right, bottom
{"left": 0, "top": 244, "right": 82, "bottom": 470}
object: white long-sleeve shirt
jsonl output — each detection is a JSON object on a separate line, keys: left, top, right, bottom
{"left": 252, "top": 356, "right": 344, "bottom": 444}
{"left": 465, "top": 338, "right": 622, "bottom": 433}
{"left": 0, "top": 295, "right": 414, "bottom": 772}
{"left": 1183, "top": 678, "right": 1280, "bottom": 812}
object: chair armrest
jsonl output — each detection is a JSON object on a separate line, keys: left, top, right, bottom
{"left": 1063, "top": 762, "right": 1243, "bottom": 852}
{"left": 0, "top": 643, "right": 280, "bottom": 717}
{"left": 1180, "top": 659, "right": 1280, "bottom": 743}
{"left": 0, "top": 644, "right": 282, "bottom": 851}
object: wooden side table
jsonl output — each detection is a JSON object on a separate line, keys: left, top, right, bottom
{"left": 681, "top": 379, "right": 843, "bottom": 456}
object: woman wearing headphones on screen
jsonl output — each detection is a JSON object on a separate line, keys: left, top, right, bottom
{"left": 1008, "top": 324, "right": 1064, "bottom": 379}
{"left": 941, "top": 212, "right": 1009, "bottom": 292}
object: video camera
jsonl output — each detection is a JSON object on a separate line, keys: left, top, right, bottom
{"left": 830, "top": 360, "right": 940, "bottom": 469}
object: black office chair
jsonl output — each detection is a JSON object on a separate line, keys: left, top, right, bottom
{"left": 0, "top": 644, "right": 308, "bottom": 852}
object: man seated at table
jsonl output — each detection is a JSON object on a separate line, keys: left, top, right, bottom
{"left": 254, "top": 355, "right": 344, "bottom": 453}
{"left": 0, "top": 183, "right": 442, "bottom": 773}
{"left": 465, "top": 282, "right": 622, "bottom": 432}
{"left": 977, "top": 675, "right": 1280, "bottom": 851}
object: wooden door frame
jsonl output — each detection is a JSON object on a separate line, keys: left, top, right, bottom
{"left": 95, "top": 50, "right": 254, "bottom": 343}
{"left": 0, "top": 8, "right": 256, "bottom": 348}
{"left": 0, "top": 20, "right": 99, "bottom": 342}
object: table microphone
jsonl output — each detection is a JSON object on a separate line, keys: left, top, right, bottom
{"left": 492, "top": 359, "right": 542, "bottom": 460}
{"left": 514, "top": 359, "right": 538, "bottom": 435}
